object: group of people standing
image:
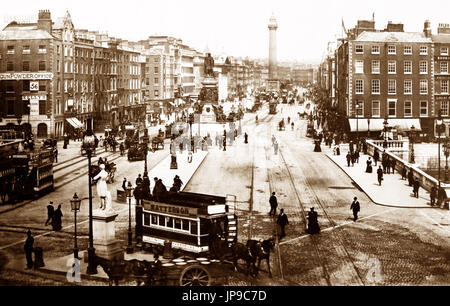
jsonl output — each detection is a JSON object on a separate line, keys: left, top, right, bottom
{"left": 45, "top": 201, "right": 63, "bottom": 231}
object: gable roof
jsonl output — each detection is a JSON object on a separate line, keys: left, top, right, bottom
{"left": 0, "top": 25, "right": 55, "bottom": 40}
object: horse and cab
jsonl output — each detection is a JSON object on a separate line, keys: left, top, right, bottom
{"left": 151, "top": 136, "right": 164, "bottom": 152}
{"left": 127, "top": 143, "right": 147, "bottom": 161}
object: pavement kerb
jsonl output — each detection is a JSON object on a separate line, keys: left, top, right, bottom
{"left": 325, "top": 153, "right": 434, "bottom": 209}
{"left": 182, "top": 150, "right": 209, "bottom": 189}
{"left": 35, "top": 267, "right": 110, "bottom": 284}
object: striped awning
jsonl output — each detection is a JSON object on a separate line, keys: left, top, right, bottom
{"left": 349, "top": 118, "right": 422, "bottom": 132}
{"left": 66, "top": 118, "right": 83, "bottom": 129}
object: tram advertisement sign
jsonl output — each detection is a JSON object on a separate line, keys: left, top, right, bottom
{"left": 143, "top": 200, "right": 198, "bottom": 217}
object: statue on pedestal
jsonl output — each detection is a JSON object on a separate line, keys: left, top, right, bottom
{"left": 204, "top": 53, "right": 214, "bottom": 77}
{"left": 94, "top": 164, "right": 108, "bottom": 210}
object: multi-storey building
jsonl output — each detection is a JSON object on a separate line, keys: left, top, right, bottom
{"left": 335, "top": 20, "right": 435, "bottom": 136}
{"left": 0, "top": 10, "right": 62, "bottom": 138}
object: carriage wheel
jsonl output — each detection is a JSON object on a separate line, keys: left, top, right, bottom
{"left": 179, "top": 264, "right": 211, "bottom": 286}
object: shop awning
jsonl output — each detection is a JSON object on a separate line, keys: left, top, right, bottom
{"left": 349, "top": 118, "right": 422, "bottom": 132}
{"left": 66, "top": 118, "right": 83, "bottom": 129}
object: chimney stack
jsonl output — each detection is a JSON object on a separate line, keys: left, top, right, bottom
{"left": 37, "top": 10, "right": 52, "bottom": 34}
{"left": 424, "top": 20, "right": 432, "bottom": 38}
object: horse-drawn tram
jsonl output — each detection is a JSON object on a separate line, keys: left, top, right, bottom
{"left": 139, "top": 192, "right": 237, "bottom": 255}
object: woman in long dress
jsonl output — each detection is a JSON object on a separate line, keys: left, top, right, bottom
{"left": 366, "top": 157, "right": 373, "bottom": 173}
{"left": 94, "top": 164, "right": 108, "bottom": 209}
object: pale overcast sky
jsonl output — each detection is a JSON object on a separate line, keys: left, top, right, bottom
{"left": 2, "top": 0, "right": 450, "bottom": 63}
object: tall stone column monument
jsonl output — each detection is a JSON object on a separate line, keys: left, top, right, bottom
{"left": 267, "top": 13, "right": 280, "bottom": 92}
{"left": 199, "top": 53, "right": 218, "bottom": 123}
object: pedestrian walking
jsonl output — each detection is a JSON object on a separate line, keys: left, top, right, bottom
{"left": 377, "top": 166, "right": 384, "bottom": 186}
{"left": 45, "top": 201, "right": 54, "bottom": 226}
{"left": 390, "top": 158, "right": 396, "bottom": 174}
{"left": 373, "top": 150, "right": 379, "bottom": 166}
{"left": 382, "top": 158, "right": 387, "bottom": 174}
{"left": 401, "top": 166, "right": 407, "bottom": 180}
{"left": 54, "top": 148, "right": 58, "bottom": 163}
{"left": 274, "top": 140, "right": 279, "bottom": 155}
{"left": 122, "top": 178, "right": 127, "bottom": 191}
{"left": 351, "top": 152, "right": 355, "bottom": 166}
{"left": 52, "top": 204, "right": 63, "bottom": 231}
{"left": 430, "top": 185, "right": 437, "bottom": 206}
{"left": 346, "top": 152, "right": 351, "bottom": 167}
{"left": 408, "top": 170, "right": 414, "bottom": 186}
{"left": 24, "top": 229, "right": 34, "bottom": 269}
{"left": 173, "top": 175, "right": 183, "bottom": 192}
{"left": 306, "top": 207, "right": 320, "bottom": 234}
{"left": 135, "top": 174, "right": 143, "bottom": 187}
{"left": 413, "top": 178, "right": 420, "bottom": 198}
{"left": 350, "top": 197, "right": 360, "bottom": 221}
{"left": 277, "top": 209, "right": 289, "bottom": 239}
{"left": 355, "top": 150, "right": 360, "bottom": 163}
{"left": 365, "top": 157, "right": 373, "bottom": 173}
{"left": 269, "top": 192, "right": 278, "bottom": 216}
{"left": 223, "top": 136, "right": 226, "bottom": 151}
{"left": 244, "top": 132, "right": 248, "bottom": 144}
{"left": 437, "top": 187, "right": 447, "bottom": 207}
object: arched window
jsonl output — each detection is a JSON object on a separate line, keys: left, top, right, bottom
{"left": 37, "top": 123, "right": 48, "bottom": 138}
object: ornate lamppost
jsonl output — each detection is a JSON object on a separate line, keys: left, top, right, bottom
{"left": 82, "top": 129, "right": 97, "bottom": 275}
{"left": 383, "top": 115, "right": 389, "bottom": 149}
{"left": 188, "top": 113, "right": 194, "bottom": 153}
{"left": 443, "top": 138, "right": 450, "bottom": 182}
{"left": 409, "top": 125, "right": 416, "bottom": 164}
{"left": 143, "top": 129, "right": 149, "bottom": 177}
{"left": 70, "top": 193, "right": 81, "bottom": 260}
{"left": 367, "top": 116, "right": 371, "bottom": 138}
{"left": 355, "top": 104, "right": 360, "bottom": 145}
{"left": 126, "top": 181, "right": 134, "bottom": 254}
{"left": 437, "top": 110, "right": 444, "bottom": 189}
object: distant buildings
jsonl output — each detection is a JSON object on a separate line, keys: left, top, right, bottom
{"left": 319, "top": 19, "right": 450, "bottom": 137}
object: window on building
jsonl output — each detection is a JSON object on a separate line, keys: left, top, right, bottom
{"left": 441, "top": 47, "right": 449, "bottom": 56}
{"left": 7, "top": 62, "right": 14, "bottom": 71}
{"left": 355, "top": 45, "right": 363, "bottom": 54}
{"left": 23, "top": 80, "right": 30, "bottom": 92}
{"left": 7, "top": 99, "right": 15, "bottom": 115}
{"left": 6, "top": 81, "right": 14, "bottom": 92}
{"left": 38, "top": 45, "right": 46, "bottom": 54}
{"left": 440, "top": 61, "right": 448, "bottom": 74}
{"left": 388, "top": 100, "right": 397, "bottom": 116}
{"left": 404, "top": 79, "right": 412, "bottom": 94}
{"left": 404, "top": 61, "right": 412, "bottom": 74}
{"left": 154, "top": 66, "right": 159, "bottom": 73}
{"left": 22, "top": 99, "right": 30, "bottom": 115}
{"left": 441, "top": 101, "right": 449, "bottom": 116}
{"left": 404, "top": 46, "right": 412, "bottom": 55}
{"left": 372, "top": 79, "right": 380, "bottom": 94}
{"left": 371, "top": 60, "right": 380, "bottom": 74}
{"left": 7, "top": 46, "right": 14, "bottom": 54}
{"left": 39, "top": 100, "right": 46, "bottom": 115}
{"left": 39, "top": 81, "right": 46, "bottom": 92}
{"left": 22, "top": 45, "right": 30, "bottom": 54}
{"left": 388, "top": 61, "right": 396, "bottom": 74}
{"left": 22, "top": 61, "right": 30, "bottom": 71}
{"left": 57, "top": 80, "right": 61, "bottom": 93}
{"left": 355, "top": 79, "right": 364, "bottom": 94}
{"left": 38, "top": 61, "right": 46, "bottom": 71}
{"left": 419, "top": 61, "right": 428, "bottom": 74}
{"left": 420, "top": 80, "right": 428, "bottom": 94}
{"left": 420, "top": 101, "right": 428, "bottom": 116}
{"left": 371, "top": 45, "right": 380, "bottom": 54}
{"left": 355, "top": 60, "right": 364, "bottom": 73}
{"left": 441, "top": 80, "right": 449, "bottom": 94}
{"left": 388, "top": 79, "right": 396, "bottom": 94}
{"left": 404, "top": 101, "right": 412, "bottom": 117}
{"left": 355, "top": 100, "right": 364, "bottom": 117}
{"left": 372, "top": 100, "right": 380, "bottom": 117}
{"left": 57, "top": 45, "right": 60, "bottom": 54}
{"left": 388, "top": 45, "right": 396, "bottom": 54}
{"left": 154, "top": 90, "right": 159, "bottom": 96}
{"left": 420, "top": 46, "right": 428, "bottom": 55}
{"left": 57, "top": 60, "right": 60, "bottom": 72}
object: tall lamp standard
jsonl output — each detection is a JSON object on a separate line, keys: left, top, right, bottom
{"left": 383, "top": 115, "right": 389, "bottom": 149}
{"left": 82, "top": 130, "right": 97, "bottom": 275}
{"left": 409, "top": 125, "right": 416, "bottom": 164}
{"left": 70, "top": 193, "right": 81, "bottom": 260}
{"left": 355, "top": 104, "right": 360, "bottom": 145}
{"left": 444, "top": 139, "right": 450, "bottom": 182}
{"left": 367, "top": 117, "right": 371, "bottom": 138}
{"left": 126, "top": 181, "right": 134, "bottom": 254}
{"left": 143, "top": 129, "right": 149, "bottom": 177}
{"left": 437, "top": 110, "right": 444, "bottom": 189}
{"left": 188, "top": 113, "right": 194, "bottom": 153}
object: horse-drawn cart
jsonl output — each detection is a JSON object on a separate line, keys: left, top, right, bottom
{"left": 151, "top": 136, "right": 164, "bottom": 151}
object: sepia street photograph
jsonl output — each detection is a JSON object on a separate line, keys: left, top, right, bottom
{"left": 0, "top": 0, "right": 448, "bottom": 292}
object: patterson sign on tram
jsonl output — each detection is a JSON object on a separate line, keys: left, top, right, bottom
{"left": 143, "top": 200, "right": 198, "bottom": 217}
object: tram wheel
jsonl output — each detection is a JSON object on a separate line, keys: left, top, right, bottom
{"left": 179, "top": 264, "right": 211, "bottom": 286}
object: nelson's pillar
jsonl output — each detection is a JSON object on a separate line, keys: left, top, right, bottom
{"left": 267, "top": 13, "right": 279, "bottom": 92}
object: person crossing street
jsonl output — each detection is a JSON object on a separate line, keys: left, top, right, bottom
{"left": 269, "top": 192, "right": 278, "bottom": 216}
{"left": 350, "top": 197, "right": 360, "bottom": 221}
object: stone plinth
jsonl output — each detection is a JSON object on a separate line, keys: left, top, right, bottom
{"left": 92, "top": 209, "right": 124, "bottom": 261}
{"left": 199, "top": 77, "right": 218, "bottom": 123}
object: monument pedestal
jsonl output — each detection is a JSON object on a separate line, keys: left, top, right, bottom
{"left": 92, "top": 209, "right": 124, "bottom": 261}
{"left": 199, "top": 77, "right": 218, "bottom": 123}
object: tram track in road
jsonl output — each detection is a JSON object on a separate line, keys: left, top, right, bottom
{"left": 277, "top": 132, "right": 365, "bottom": 285}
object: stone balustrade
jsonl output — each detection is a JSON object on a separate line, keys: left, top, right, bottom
{"left": 370, "top": 139, "right": 408, "bottom": 151}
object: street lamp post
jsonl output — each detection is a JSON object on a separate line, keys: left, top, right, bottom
{"left": 383, "top": 115, "right": 389, "bottom": 149}
{"left": 367, "top": 117, "right": 370, "bottom": 138}
{"left": 82, "top": 131, "right": 97, "bottom": 275}
{"left": 355, "top": 104, "right": 359, "bottom": 145}
{"left": 409, "top": 125, "right": 415, "bottom": 164}
{"left": 188, "top": 113, "right": 194, "bottom": 153}
{"left": 143, "top": 129, "right": 149, "bottom": 177}
{"left": 70, "top": 193, "right": 81, "bottom": 260}
{"left": 444, "top": 139, "right": 449, "bottom": 182}
{"left": 437, "top": 111, "right": 444, "bottom": 189}
{"left": 126, "top": 181, "right": 134, "bottom": 254}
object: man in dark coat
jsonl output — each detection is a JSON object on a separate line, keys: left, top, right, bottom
{"left": 408, "top": 170, "right": 414, "bottom": 187}
{"left": 346, "top": 152, "right": 352, "bottom": 167}
{"left": 24, "top": 230, "right": 34, "bottom": 269}
{"left": 307, "top": 207, "right": 320, "bottom": 234}
{"left": 269, "top": 192, "right": 278, "bottom": 216}
{"left": 350, "top": 197, "right": 360, "bottom": 221}
{"left": 52, "top": 204, "right": 63, "bottom": 231}
{"left": 382, "top": 157, "right": 387, "bottom": 174}
{"left": 277, "top": 209, "right": 289, "bottom": 239}
{"left": 413, "top": 178, "right": 420, "bottom": 198}
{"left": 430, "top": 185, "right": 437, "bottom": 206}
{"left": 173, "top": 175, "right": 183, "bottom": 192}
{"left": 122, "top": 178, "right": 127, "bottom": 191}
{"left": 373, "top": 150, "right": 379, "bottom": 166}
{"left": 390, "top": 158, "right": 396, "bottom": 174}
{"left": 244, "top": 132, "right": 248, "bottom": 144}
{"left": 45, "top": 201, "right": 54, "bottom": 226}
{"left": 135, "top": 174, "right": 143, "bottom": 187}
{"left": 377, "top": 166, "right": 384, "bottom": 186}
{"left": 401, "top": 166, "right": 407, "bottom": 180}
